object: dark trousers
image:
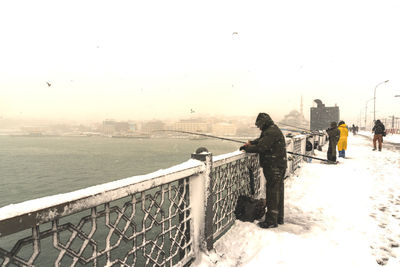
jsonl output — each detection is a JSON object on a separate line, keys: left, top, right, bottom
{"left": 263, "top": 167, "right": 286, "bottom": 224}
{"left": 327, "top": 142, "right": 337, "bottom": 161}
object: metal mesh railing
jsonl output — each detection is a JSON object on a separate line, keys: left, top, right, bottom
{"left": 211, "top": 153, "right": 261, "bottom": 241}
{"left": 292, "top": 138, "right": 303, "bottom": 171}
{"left": 0, "top": 164, "right": 201, "bottom": 267}
{"left": 0, "top": 133, "right": 322, "bottom": 266}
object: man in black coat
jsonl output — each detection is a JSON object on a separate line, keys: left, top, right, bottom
{"left": 240, "top": 113, "right": 287, "bottom": 228}
{"left": 326, "top": 121, "right": 340, "bottom": 162}
{"left": 372, "top": 119, "right": 385, "bottom": 151}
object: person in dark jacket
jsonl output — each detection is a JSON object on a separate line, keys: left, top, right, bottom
{"left": 372, "top": 120, "right": 385, "bottom": 151}
{"left": 326, "top": 121, "right": 340, "bottom": 162}
{"left": 240, "top": 113, "right": 287, "bottom": 228}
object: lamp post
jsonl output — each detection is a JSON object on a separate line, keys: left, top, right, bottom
{"left": 365, "top": 98, "right": 374, "bottom": 129}
{"left": 373, "top": 80, "right": 389, "bottom": 122}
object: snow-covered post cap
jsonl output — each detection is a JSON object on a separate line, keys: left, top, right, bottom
{"left": 191, "top": 147, "right": 211, "bottom": 161}
{"left": 190, "top": 147, "right": 214, "bottom": 250}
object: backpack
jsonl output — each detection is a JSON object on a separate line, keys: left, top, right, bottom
{"left": 306, "top": 140, "right": 313, "bottom": 151}
{"left": 234, "top": 195, "right": 266, "bottom": 222}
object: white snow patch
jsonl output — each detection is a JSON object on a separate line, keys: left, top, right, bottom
{"left": 196, "top": 134, "right": 400, "bottom": 266}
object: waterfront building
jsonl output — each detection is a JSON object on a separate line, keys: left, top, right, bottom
{"left": 310, "top": 99, "right": 340, "bottom": 130}
{"left": 141, "top": 120, "right": 165, "bottom": 133}
{"left": 280, "top": 110, "right": 309, "bottom": 130}
{"left": 102, "top": 120, "right": 130, "bottom": 134}
{"left": 211, "top": 122, "right": 237, "bottom": 136}
{"left": 169, "top": 119, "right": 209, "bottom": 133}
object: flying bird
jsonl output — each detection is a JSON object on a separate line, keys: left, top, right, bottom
{"left": 232, "top": 32, "right": 238, "bottom": 35}
{"left": 190, "top": 109, "right": 195, "bottom": 114}
{"left": 46, "top": 82, "right": 51, "bottom": 87}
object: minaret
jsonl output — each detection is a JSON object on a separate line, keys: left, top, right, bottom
{"left": 300, "top": 95, "right": 304, "bottom": 116}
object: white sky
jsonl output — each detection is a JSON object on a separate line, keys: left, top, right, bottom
{"left": 1, "top": 0, "right": 400, "bottom": 123}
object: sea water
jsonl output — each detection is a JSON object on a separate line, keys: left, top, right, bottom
{"left": 0, "top": 136, "right": 239, "bottom": 208}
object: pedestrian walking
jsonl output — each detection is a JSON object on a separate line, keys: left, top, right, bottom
{"left": 240, "top": 113, "right": 287, "bottom": 228}
{"left": 326, "top": 122, "right": 340, "bottom": 162}
{"left": 337, "top": 121, "right": 348, "bottom": 158}
{"left": 372, "top": 120, "right": 385, "bottom": 151}
{"left": 352, "top": 124, "right": 357, "bottom": 135}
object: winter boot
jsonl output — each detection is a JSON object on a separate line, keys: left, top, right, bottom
{"left": 258, "top": 221, "right": 278, "bottom": 229}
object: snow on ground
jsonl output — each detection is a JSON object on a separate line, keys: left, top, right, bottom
{"left": 197, "top": 134, "right": 400, "bottom": 267}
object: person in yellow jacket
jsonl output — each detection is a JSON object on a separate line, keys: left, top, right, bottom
{"left": 337, "top": 121, "right": 348, "bottom": 158}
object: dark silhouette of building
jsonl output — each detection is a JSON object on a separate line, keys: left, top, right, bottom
{"left": 310, "top": 99, "right": 340, "bottom": 130}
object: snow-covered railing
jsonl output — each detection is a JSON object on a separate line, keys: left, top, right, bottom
{"left": 0, "top": 132, "right": 325, "bottom": 266}
{"left": 315, "top": 131, "right": 327, "bottom": 148}
{"left": 210, "top": 153, "right": 261, "bottom": 245}
{"left": 0, "top": 160, "right": 205, "bottom": 266}
{"left": 285, "top": 134, "right": 307, "bottom": 173}
{"left": 0, "top": 150, "right": 262, "bottom": 266}
{"left": 386, "top": 128, "right": 400, "bottom": 134}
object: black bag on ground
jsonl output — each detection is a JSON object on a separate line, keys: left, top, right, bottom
{"left": 234, "top": 195, "right": 266, "bottom": 222}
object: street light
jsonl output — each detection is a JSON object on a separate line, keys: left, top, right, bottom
{"left": 365, "top": 98, "right": 374, "bottom": 129}
{"left": 373, "top": 80, "right": 389, "bottom": 121}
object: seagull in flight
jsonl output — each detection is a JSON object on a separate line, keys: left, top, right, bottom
{"left": 190, "top": 109, "right": 195, "bottom": 114}
{"left": 46, "top": 82, "right": 51, "bottom": 87}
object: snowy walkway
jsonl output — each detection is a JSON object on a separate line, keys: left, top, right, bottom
{"left": 197, "top": 134, "right": 400, "bottom": 267}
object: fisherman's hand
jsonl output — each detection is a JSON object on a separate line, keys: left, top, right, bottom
{"left": 239, "top": 144, "right": 248, "bottom": 151}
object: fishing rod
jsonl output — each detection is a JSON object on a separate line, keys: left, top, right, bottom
{"left": 279, "top": 128, "right": 308, "bottom": 134}
{"left": 251, "top": 126, "right": 307, "bottom": 134}
{"left": 276, "top": 122, "right": 312, "bottom": 133}
{"left": 285, "top": 152, "right": 334, "bottom": 163}
{"left": 153, "top": 130, "right": 245, "bottom": 143}
{"left": 154, "top": 130, "right": 334, "bottom": 163}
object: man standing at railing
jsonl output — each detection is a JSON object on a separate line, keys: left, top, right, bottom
{"left": 326, "top": 121, "right": 340, "bottom": 162}
{"left": 240, "top": 113, "right": 287, "bottom": 229}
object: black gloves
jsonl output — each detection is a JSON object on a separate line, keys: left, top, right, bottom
{"left": 240, "top": 145, "right": 247, "bottom": 151}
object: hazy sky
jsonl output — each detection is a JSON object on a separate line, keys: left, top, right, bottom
{"left": 1, "top": 0, "right": 399, "bottom": 125}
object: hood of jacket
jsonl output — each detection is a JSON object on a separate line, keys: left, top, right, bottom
{"left": 255, "top": 113, "right": 274, "bottom": 130}
{"left": 338, "top": 123, "right": 347, "bottom": 129}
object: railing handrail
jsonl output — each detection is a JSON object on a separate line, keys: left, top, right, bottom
{"left": 0, "top": 159, "right": 204, "bottom": 237}
{"left": 212, "top": 150, "right": 248, "bottom": 167}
